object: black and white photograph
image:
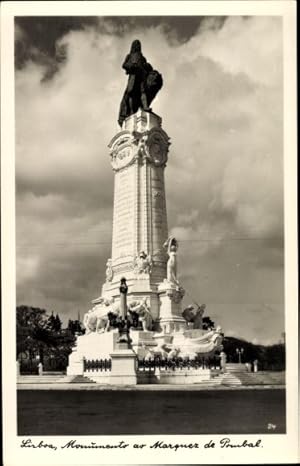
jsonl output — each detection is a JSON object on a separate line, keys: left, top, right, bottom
{"left": 1, "top": 1, "right": 298, "bottom": 465}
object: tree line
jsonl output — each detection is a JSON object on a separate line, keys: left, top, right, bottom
{"left": 17, "top": 305, "right": 84, "bottom": 371}
{"left": 222, "top": 335, "right": 285, "bottom": 370}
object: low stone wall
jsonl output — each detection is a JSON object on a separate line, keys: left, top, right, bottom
{"left": 158, "top": 368, "right": 212, "bottom": 384}
{"left": 137, "top": 368, "right": 214, "bottom": 384}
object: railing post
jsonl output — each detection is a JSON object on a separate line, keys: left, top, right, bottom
{"left": 154, "top": 361, "right": 160, "bottom": 379}
{"left": 220, "top": 351, "right": 227, "bottom": 373}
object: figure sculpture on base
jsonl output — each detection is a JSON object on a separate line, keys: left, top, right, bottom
{"left": 133, "top": 251, "right": 152, "bottom": 275}
{"left": 164, "top": 236, "right": 180, "bottom": 287}
{"left": 128, "top": 298, "right": 153, "bottom": 331}
{"left": 118, "top": 39, "right": 163, "bottom": 126}
{"left": 105, "top": 258, "right": 113, "bottom": 282}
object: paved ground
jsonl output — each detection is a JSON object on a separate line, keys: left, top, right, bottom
{"left": 17, "top": 388, "right": 285, "bottom": 435}
{"left": 17, "top": 370, "right": 285, "bottom": 388}
{"left": 17, "top": 382, "right": 285, "bottom": 390}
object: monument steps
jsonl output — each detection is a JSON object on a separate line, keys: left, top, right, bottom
{"left": 69, "top": 374, "right": 97, "bottom": 384}
{"left": 234, "top": 372, "right": 285, "bottom": 385}
{"left": 220, "top": 372, "right": 243, "bottom": 386}
{"left": 17, "top": 375, "right": 67, "bottom": 384}
{"left": 219, "top": 371, "right": 285, "bottom": 386}
{"left": 225, "top": 363, "right": 246, "bottom": 373}
{"left": 17, "top": 374, "right": 100, "bottom": 384}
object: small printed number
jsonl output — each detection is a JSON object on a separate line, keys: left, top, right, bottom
{"left": 267, "top": 423, "right": 277, "bottom": 430}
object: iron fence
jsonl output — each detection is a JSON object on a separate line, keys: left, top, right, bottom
{"left": 43, "top": 356, "right": 68, "bottom": 372}
{"left": 137, "top": 356, "right": 220, "bottom": 371}
{"left": 20, "top": 359, "right": 39, "bottom": 375}
{"left": 83, "top": 358, "right": 112, "bottom": 372}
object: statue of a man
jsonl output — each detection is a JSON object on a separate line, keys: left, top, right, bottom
{"left": 123, "top": 40, "right": 151, "bottom": 111}
{"left": 118, "top": 40, "right": 163, "bottom": 126}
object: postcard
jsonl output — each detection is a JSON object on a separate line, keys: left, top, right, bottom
{"left": 1, "top": 1, "right": 298, "bottom": 465}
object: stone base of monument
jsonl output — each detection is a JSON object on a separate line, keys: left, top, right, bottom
{"left": 130, "top": 330, "right": 157, "bottom": 357}
{"left": 67, "top": 331, "right": 119, "bottom": 375}
{"left": 137, "top": 368, "right": 213, "bottom": 385}
{"left": 109, "top": 349, "right": 137, "bottom": 385}
{"left": 67, "top": 329, "right": 158, "bottom": 375}
{"left": 157, "top": 281, "right": 187, "bottom": 333}
{"left": 158, "top": 368, "right": 212, "bottom": 384}
{"left": 67, "top": 352, "right": 84, "bottom": 376}
{"left": 172, "top": 328, "right": 223, "bottom": 358}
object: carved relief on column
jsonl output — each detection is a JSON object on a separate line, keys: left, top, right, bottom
{"left": 135, "top": 127, "right": 170, "bottom": 283}
{"left": 109, "top": 131, "right": 139, "bottom": 172}
{"left": 137, "top": 127, "right": 170, "bottom": 167}
{"left": 108, "top": 126, "right": 170, "bottom": 173}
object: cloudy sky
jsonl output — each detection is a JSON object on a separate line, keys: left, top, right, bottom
{"left": 15, "top": 16, "right": 284, "bottom": 344}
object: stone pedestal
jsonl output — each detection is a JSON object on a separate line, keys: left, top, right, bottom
{"left": 220, "top": 351, "right": 227, "bottom": 373}
{"left": 109, "top": 349, "right": 137, "bottom": 385}
{"left": 67, "top": 352, "right": 84, "bottom": 376}
{"left": 130, "top": 330, "right": 157, "bottom": 357}
{"left": 67, "top": 331, "right": 118, "bottom": 375}
{"left": 158, "top": 281, "right": 186, "bottom": 333}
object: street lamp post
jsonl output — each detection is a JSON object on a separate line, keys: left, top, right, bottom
{"left": 109, "top": 277, "right": 137, "bottom": 384}
{"left": 116, "top": 277, "right": 132, "bottom": 348}
{"left": 236, "top": 347, "right": 244, "bottom": 364}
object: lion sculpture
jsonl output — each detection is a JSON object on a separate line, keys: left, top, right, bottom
{"left": 182, "top": 304, "right": 206, "bottom": 329}
{"left": 83, "top": 298, "right": 120, "bottom": 334}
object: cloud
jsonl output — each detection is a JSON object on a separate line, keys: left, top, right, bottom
{"left": 15, "top": 16, "right": 284, "bottom": 342}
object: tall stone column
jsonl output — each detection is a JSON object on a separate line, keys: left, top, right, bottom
{"left": 102, "top": 110, "right": 170, "bottom": 321}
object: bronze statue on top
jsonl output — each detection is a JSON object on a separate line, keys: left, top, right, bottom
{"left": 118, "top": 40, "right": 163, "bottom": 126}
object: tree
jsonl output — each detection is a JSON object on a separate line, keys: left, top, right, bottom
{"left": 67, "top": 319, "right": 84, "bottom": 335}
{"left": 260, "top": 343, "right": 285, "bottom": 371}
{"left": 42, "top": 328, "right": 76, "bottom": 371}
{"left": 54, "top": 314, "right": 62, "bottom": 332}
{"left": 222, "top": 336, "right": 262, "bottom": 363}
{"left": 17, "top": 305, "right": 52, "bottom": 363}
{"left": 17, "top": 305, "right": 77, "bottom": 370}
{"left": 46, "top": 312, "right": 56, "bottom": 331}
{"left": 221, "top": 336, "right": 285, "bottom": 370}
{"left": 47, "top": 312, "right": 62, "bottom": 332}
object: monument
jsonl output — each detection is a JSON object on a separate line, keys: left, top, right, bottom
{"left": 67, "top": 40, "right": 223, "bottom": 382}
